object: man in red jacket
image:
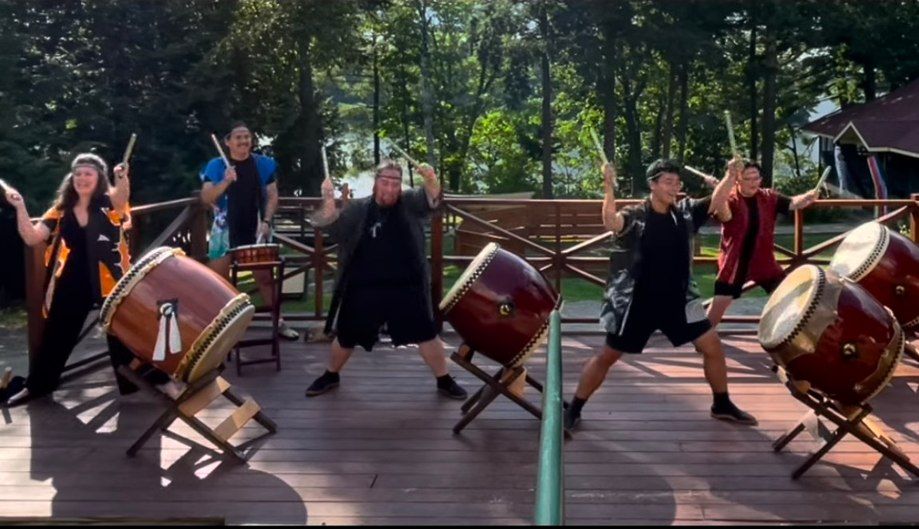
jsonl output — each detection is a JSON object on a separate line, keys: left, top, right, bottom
{"left": 707, "top": 161, "right": 818, "bottom": 325}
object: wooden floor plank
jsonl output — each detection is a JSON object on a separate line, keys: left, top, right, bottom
{"left": 1, "top": 334, "right": 917, "bottom": 524}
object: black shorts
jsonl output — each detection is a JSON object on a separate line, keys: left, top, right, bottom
{"left": 714, "top": 274, "right": 784, "bottom": 299}
{"left": 605, "top": 297, "right": 711, "bottom": 354}
{"left": 336, "top": 286, "right": 438, "bottom": 351}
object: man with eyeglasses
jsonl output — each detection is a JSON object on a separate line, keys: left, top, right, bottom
{"left": 565, "top": 157, "right": 758, "bottom": 430}
{"left": 706, "top": 160, "right": 818, "bottom": 326}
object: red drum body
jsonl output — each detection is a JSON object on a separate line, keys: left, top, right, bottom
{"left": 758, "top": 265, "right": 903, "bottom": 405}
{"left": 229, "top": 243, "right": 281, "bottom": 265}
{"left": 440, "top": 243, "right": 559, "bottom": 367}
{"left": 830, "top": 221, "right": 919, "bottom": 332}
{"left": 100, "top": 247, "right": 255, "bottom": 383}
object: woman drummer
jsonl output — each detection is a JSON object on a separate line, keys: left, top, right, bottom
{"left": 3, "top": 153, "right": 171, "bottom": 406}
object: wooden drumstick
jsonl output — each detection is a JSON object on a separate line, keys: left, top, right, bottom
{"left": 122, "top": 133, "right": 137, "bottom": 165}
{"left": 724, "top": 110, "right": 738, "bottom": 157}
{"left": 389, "top": 141, "right": 423, "bottom": 168}
{"left": 589, "top": 127, "right": 609, "bottom": 167}
{"left": 210, "top": 133, "right": 231, "bottom": 168}
{"left": 813, "top": 166, "right": 832, "bottom": 194}
{"left": 684, "top": 165, "right": 713, "bottom": 181}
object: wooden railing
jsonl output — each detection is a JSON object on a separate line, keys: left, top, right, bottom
{"left": 24, "top": 193, "right": 919, "bottom": 360}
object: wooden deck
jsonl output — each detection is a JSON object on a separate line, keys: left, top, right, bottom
{"left": 2, "top": 330, "right": 918, "bottom": 525}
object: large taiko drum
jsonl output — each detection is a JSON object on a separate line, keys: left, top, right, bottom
{"left": 100, "top": 247, "right": 255, "bottom": 383}
{"left": 758, "top": 264, "right": 904, "bottom": 405}
{"left": 829, "top": 221, "right": 919, "bottom": 332}
{"left": 439, "top": 243, "right": 559, "bottom": 368}
{"left": 229, "top": 243, "right": 281, "bottom": 265}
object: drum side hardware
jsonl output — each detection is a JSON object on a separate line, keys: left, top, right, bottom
{"left": 841, "top": 343, "right": 858, "bottom": 361}
{"left": 498, "top": 300, "right": 515, "bottom": 317}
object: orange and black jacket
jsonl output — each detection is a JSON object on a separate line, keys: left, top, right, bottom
{"left": 40, "top": 195, "right": 131, "bottom": 317}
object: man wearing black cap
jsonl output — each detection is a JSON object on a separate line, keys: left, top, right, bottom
{"left": 565, "top": 157, "right": 757, "bottom": 430}
{"left": 304, "top": 159, "right": 467, "bottom": 400}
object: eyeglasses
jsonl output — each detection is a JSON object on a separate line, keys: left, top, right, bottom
{"left": 653, "top": 178, "right": 684, "bottom": 190}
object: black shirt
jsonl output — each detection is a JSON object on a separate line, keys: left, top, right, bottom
{"left": 226, "top": 156, "right": 263, "bottom": 247}
{"left": 635, "top": 208, "right": 688, "bottom": 302}
{"left": 348, "top": 200, "right": 420, "bottom": 289}
{"left": 57, "top": 211, "right": 94, "bottom": 304}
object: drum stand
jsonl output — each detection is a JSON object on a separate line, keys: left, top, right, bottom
{"left": 230, "top": 258, "right": 284, "bottom": 375}
{"left": 117, "top": 366, "right": 276, "bottom": 463}
{"left": 771, "top": 365, "right": 919, "bottom": 480}
{"left": 450, "top": 344, "right": 568, "bottom": 435}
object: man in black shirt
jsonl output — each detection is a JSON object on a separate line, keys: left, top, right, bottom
{"left": 200, "top": 123, "right": 299, "bottom": 340}
{"left": 304, "top": 160, "right": 467, "bottom": 400}
{"left": 565, "top": 158, "right": 757, "bottom": 430}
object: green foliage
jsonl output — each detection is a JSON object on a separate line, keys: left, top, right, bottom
{"left": 2, "top": 0, "right": 918, "bottom": 205}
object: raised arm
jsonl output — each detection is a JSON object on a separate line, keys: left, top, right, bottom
{"left": 201, "top": 166, "right": 237, "bottom": 206}
{"left": 789, "top": 189, "right": 818, "bottom": 211}
{"left": 709, "top": 156, "right": 742, "bottom": 221}
{"left": 601, "top": 162, "right": 625, "bottom": 233}
{"left": 110, "top": 162, "right": 130, "bottom": 213}
{"left": 6, "top": 187, "right": 50, "bottom": 247}
{"left": 311, "top": 176, "right": 341, "bottom": 227}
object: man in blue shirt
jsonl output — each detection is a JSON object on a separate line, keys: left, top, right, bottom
{"left": 200, "top": 122, "right": 298, "bottom": 340}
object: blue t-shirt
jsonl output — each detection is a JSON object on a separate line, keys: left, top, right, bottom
{"left": 200, "top": 153, "right": 277, "bottom": 247}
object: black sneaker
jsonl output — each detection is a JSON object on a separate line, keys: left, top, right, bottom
{"left": 437, "top": 378, "right": 468, "bottom": 400}
{"left": 564, "top": 408, "right": 581, "bottom": 431}
{"left": 711, "top": 402, "right": 758, "bottom": 426}
{"left": 305, "top": 371, "right": 340, "bottom": 397}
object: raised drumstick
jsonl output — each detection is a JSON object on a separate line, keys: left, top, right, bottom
{"left": 589, "top": 127, "right": 610, "bottom": 166}
{"left": 724, "top": 110, "right": 738, "bottom": 157}
{"left": 813, "top": 166, "right": 832, "bottom": 194}
{"left": 389, "top": 141, "right": 423, "bottom": 168}
{"left": 210, "top": 133, "right": 231, "bottom": 168}
{"left": 122, "top": 133, "right": 138, "bottom": 165}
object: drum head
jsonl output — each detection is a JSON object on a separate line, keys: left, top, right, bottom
{"left": 759, "top": 265, "right": 823, "bottom": 350}
{"left": 829, "top": 222, "right": 888, "bottom": 281}
{"left": 439, "top": 242, "right": 500, "bottom": 313}
{"left": 183, "top": 295, "right": 256, "bottom": 383}
{"left": 230, "top": 243, "right": 281, "bottom": 252}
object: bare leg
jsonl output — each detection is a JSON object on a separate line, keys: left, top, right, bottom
{"left": 573, "top": 344, "right": 624, "bottom": 400}
{"left": 328, "top": 338, "right": 354, "bottom": 373}
{"left": 706, "top": 295, "right": 734, "bottom": 327}
{"left": 417, "top": 338, "right": 449, "bottom": 377}
{"left": 692, "top": 328, "right": 728, "bottom": 394}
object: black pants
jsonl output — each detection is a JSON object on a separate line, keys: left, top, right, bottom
{"left": 27, "top": 297, "right": 166, "bottom": 397}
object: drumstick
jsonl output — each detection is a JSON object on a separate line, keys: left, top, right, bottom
{"left": 724, "top": 110, "right": 738, "bottom": 157}
{"left": 589, "top": 127, "right": 609, "bottom": 166}
{"left": 389, "top": 141, "right": 423, "bottom": 168}
{"left": 122, "top": 133, "right": 137, "bottom": 165}
{"left": 813, "top": 166, "right": 832, "bottom": 194}
{"left": 684, "top": 165, "right": 715, "bottom": 181}
{"left": 210, "top": 133, "right": 231, "bottom": 168}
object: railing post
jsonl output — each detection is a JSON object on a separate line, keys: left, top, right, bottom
{"left": 189, "top": 193, "right": 209, "bottom": 261}
{"left": 794, "top": 209, "right": 804, "bottom": 264}
{"left": 314, "top": 228, "right": 324, "bottom": 318}
{"left": 535, "top": 310, "right": 564, "bottom": 525}
{"left": 431, "top": 202, "right": 444, "bottom": 321}
{"left": 911, "top": 193, "right": 919, "bottom": 244}
{"left": 554, "top": 202, "right": 562, "bottom": 294}
{"left": 24, "top": 243, "right": 47, "bottom": 362}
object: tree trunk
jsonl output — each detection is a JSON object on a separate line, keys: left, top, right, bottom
{"left": 760, "top": 31, "right": 778, "bottom": 187}
{"left": 862, "top": 59, "right": 877, "bottom": 101}
{"left": 675, "top": 61, "right": 689, "bottom": 164}
{"left": 540, "top": 4, "right": 553, "bottom": 199}
{"left": 296, "top": 37, "right": 323, "bottom": 196}
{"left": 598, "top": 25, "right": 617, "bottom": 168}
{"left": 748, "top": 10, "right": 758, "bottom": 161}
{"left": 661, "top": 63, "right": 677, "bottom": 159}
{"left": 650, "top": 90, "right": 664, "bottom": 160}
{"left": 417, "top": 0, "right": 438, "bottom": 171}
{"left": 372, "top": 32, "right": 381, "bottom": 165}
